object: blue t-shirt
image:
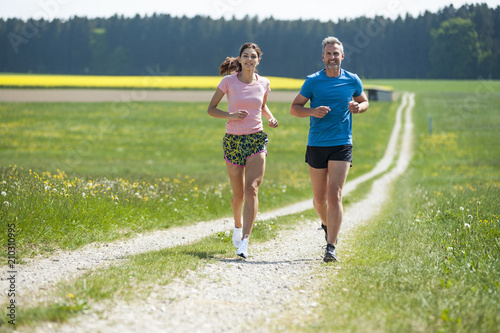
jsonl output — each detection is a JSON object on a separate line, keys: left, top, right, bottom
{"left": 299, "top": 69, "right": 363, "bottom": 147}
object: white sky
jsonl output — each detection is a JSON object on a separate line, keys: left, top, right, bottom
{"left": 1, "top": 0, "right": 499, "bottom": 21}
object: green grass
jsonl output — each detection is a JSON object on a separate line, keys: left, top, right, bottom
{"left": 2, "top": 80, "right": 498, "bottom": 331}
{"left": 0, "top": 100, "right": 396, "bottom": 258}
{"left": 296, "top": 80, "right": 500, "bottom": 332}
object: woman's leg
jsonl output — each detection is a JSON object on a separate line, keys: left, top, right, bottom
{"left": 226, "top": 162, "right": 245, "bottom": 228}
{"left": 241, "top": 152, "right": 266, "bottom": 238}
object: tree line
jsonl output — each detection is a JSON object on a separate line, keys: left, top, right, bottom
{"left": 1, "top": 3, "right": 499, "bottom": 79}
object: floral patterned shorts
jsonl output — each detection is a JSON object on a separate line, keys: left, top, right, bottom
{"left": 223, "top": 132, "right": 268, "bottom": 167}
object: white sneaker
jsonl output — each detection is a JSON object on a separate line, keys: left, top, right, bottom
{"left": 232, "top": 227, "right": 242, "bottom": 248}
{"left": 236, "top": 238, "right": 249, "bottom": 259}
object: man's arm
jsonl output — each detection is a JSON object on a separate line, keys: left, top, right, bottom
{"left": 290, "top": 93, "right": 330, "bottom": 118}
{"left": 348, "top": 92, "right": 369, "bottom": 114}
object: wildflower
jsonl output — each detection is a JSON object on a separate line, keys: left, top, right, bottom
{"left": 447, "top": 247, "right": 453, "bottom": 252}
{"left": 82, "top": 192, "right": 86, "bottom": 197}
{"left": 1, "top": 191, "right": 6, "bottom": 197}
{"left": 45, "top": 185, "right": 51, "bottom": 191}
{"left": 460, "top": 207, "right": 464, "bottom": 211}
{"left": 468, "top": 214, "right": 473, "bottom": 221}
{"left": 4, "top": 201, "right": 11, "bottom": 207}
{"left": 67, "top": 293, "right": 74, "bottom": 298}
{"left": 464, "top": 223, "right": 470, "bottom": 228}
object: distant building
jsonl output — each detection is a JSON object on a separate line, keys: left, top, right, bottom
{"left": 365, "top": 85, "right": 393, "bottom": 101}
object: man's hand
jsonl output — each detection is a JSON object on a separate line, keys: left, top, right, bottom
{"left": 311, "top": 106, "right": 330, "bottom": 118}
{"left": 349, "top": 101, "right": 361, "bottom": 114}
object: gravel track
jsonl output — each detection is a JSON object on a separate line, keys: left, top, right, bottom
{"left": 4, "top": 92, "right": 415, "bottom": 332}
{"left": 0, "top": 89, "right": 298, "bottom": 103}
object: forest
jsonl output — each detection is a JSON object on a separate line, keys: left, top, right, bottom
{"left": 1, "top": 3, "right": 499, "bottom": 79}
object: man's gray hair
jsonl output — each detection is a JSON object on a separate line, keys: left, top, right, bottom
{"left": 322, "top": 36, "right": 344, "bottom": 54}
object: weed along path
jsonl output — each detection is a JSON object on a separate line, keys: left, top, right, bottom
{"left": 6, "top": 93, "right": 414, "bottom": 332}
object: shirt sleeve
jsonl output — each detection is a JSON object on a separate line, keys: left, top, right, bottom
{"left": 299, "top": 76, "right": 313, "bottom": 99}
{"left": 217, "top": 76, "right": 229, "bottom": 94}
{"left": 353, "top": 74, "right": 363, "bottom": 97}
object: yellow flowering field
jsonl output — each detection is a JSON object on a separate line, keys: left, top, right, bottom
{"left": 0, "top": 74, "right": 304, "bottom": 90}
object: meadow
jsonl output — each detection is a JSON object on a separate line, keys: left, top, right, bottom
{"left": 1, "top": 78, "right": 499, "bottom": 332}
{"left": 0, "top": 94, "right": 396, "bottom": 258}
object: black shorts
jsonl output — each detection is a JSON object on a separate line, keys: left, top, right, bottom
{"left": 305, "top": 145, "right": 353, "bottom": 169}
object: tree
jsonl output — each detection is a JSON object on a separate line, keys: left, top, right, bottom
{"left": 429, "top": 17, "right": 480, "bottom": 79}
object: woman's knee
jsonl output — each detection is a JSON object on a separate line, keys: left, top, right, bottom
{"left": 245, "top": 181, "right": 261, "bottom": 198}
{"left": 232, "top": 193, "right": 245, "bottom": 205}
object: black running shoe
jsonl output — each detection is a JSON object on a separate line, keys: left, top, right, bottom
{"left": 324, "top": 243, "right": 337, "bottom": 262}
{"left": 320, "top": 224, "right": 327, "bottom": 242}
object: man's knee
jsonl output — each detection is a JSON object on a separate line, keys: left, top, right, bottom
{"left": 313, "top": 195, "right": 327, "bottom": 207}
{"left": 327, "top": 189, "right": 342, "bottom": 205}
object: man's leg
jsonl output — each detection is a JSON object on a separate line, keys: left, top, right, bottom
{"left": 325, "top": 160, "right": 350, "bottom": 245}
{"left": 309, "top": 166, "right": 328, "bottom": 228}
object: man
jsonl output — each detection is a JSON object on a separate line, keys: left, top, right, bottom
{"left": 290, "top": 36, "right": 369, "bottom": 262}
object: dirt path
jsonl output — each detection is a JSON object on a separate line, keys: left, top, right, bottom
{"left": 0, "top": 89, "right": 298, "bottom": 103}
{"left": 6, "top": 93, "right": 415, "bottom": 332}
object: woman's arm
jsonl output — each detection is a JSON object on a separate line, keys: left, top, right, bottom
{"left": 207, "top": 88, "right": 248, "bottom": 120}
{"left": 261, "top": 94, "right": 278, "bottom": 128}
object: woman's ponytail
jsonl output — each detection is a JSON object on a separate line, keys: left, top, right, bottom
{"left": 219, "top": 56, "right": 241, "bottom": 76}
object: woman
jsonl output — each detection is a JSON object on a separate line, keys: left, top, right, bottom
{"left": 207, "top": 42, "right": 279, "bottom": 259}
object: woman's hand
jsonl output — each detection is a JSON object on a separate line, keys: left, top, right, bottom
{"left": 268, "top": 117, "right": 279, "bottom": 128}
{"left": 228, "top": 109, "right": 249, "bottom": 120}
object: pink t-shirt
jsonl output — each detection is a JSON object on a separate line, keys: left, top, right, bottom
{"left": 217, "top": 73, "right": 271, "bottom": 135}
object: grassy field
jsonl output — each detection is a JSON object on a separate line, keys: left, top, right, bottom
{"left": 296, "top": 79, "right": 500, "bottom": 332}
{"left": 0, "top": 97, "right": 396, "bottom": 258}
{"left": 1, "top": 79, "right": 498, "bottom": 331}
